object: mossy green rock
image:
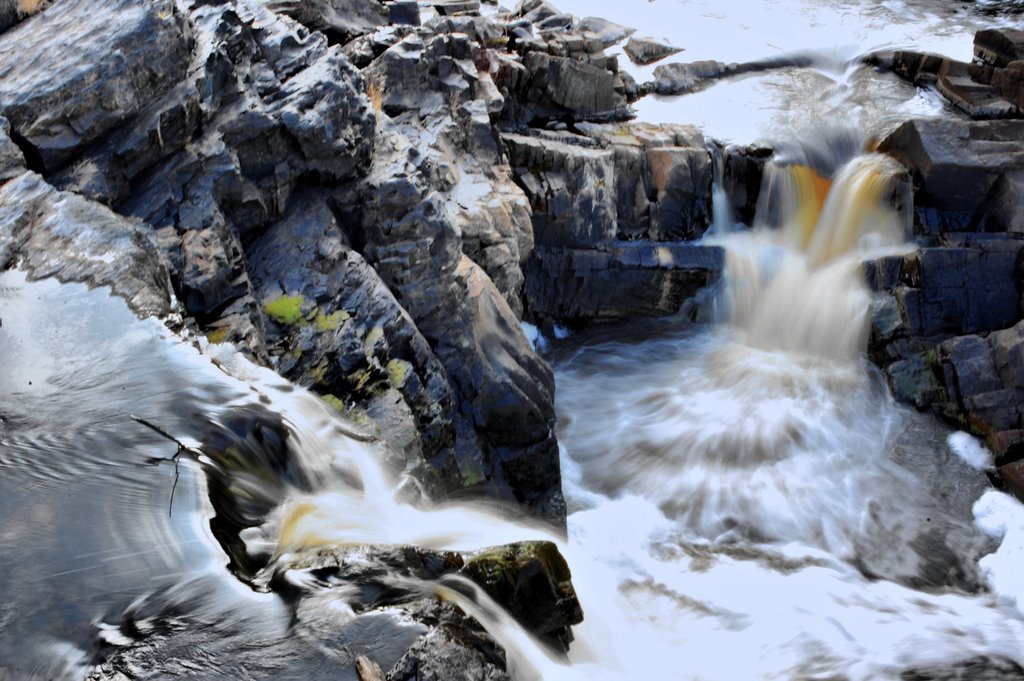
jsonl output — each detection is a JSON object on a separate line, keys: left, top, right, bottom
{"left": 460, "top": 540, "right": 583, "bottom": 652}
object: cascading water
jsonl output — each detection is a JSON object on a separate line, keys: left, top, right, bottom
{"left": 541, "top": 142, "right": 1024, "bottom": 679}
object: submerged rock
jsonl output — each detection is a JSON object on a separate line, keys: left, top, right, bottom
{"left": 652, "top": 60, "right": 731, "bottom": 95}
{"left": 901, "top": 655, "right": 1024, "bottom": 681}
{"left": 461, "top": 540, "right": 582, "bottom": 651}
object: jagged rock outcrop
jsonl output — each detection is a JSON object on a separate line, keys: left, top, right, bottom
{"left": 866, "top": 232, "right": 1024, "bottom": 496}
{"left": 877, "top": 118, "right": 1024, "bottom": 232}
{"left": 0, "top": 0, "right": 577, "bottom": 523}
{"left": 494, "top": 1, "right": 633, "bottom": 125}
{"left": 358, "top": 110, "right": 562, "bottom": 517}
{"left": 0, "top": 172, "right": 175, "bottom": 318}
{"left": 502, "top": 122, "right": 722, "bottom": 325}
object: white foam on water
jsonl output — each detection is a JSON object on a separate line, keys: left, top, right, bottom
{"left": 949, "top": 431, "right": 995, "bottom": 471}
{"left": 974, "top": 490, "right": 1024, "bottom": 610}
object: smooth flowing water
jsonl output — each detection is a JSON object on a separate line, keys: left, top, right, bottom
{"left": 542, "top": 149, "right": 1024, "bottom": 679}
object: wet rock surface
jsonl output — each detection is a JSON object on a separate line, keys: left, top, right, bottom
{"left": 0, "top": 172, "right": 175, "bottom": 318}
{"left": 871, "top": 28, "right": 1024, "bottom": 120}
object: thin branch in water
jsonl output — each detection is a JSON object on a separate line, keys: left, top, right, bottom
{"left": 130, "top": 415, "right": 203, "bottom": 517}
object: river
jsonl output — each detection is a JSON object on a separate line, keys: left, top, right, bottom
{"left": 2, "top": 0, "right": 1024, "bottom": 679}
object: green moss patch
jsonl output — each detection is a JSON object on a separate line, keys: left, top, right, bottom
{"left": 320, "top": 394, "right": 346, "bottom": 413}
{"left": 386, "top": 359, "right": 411, "bottom": 389}
{"left": 314, "top": 309, "right": 350, "bottom": 331}
{"left": 205, "top": 327, "right": 230, "bottom": 345}
{"left": 264, "top": 294, "right": 306, "bottom": 326}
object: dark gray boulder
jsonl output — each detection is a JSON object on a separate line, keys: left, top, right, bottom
{"left": 867, "top": 237, "right": 1023, "bottom": 341}
{"left": 0, "top": 172, "right": 174, "bottom": 318}
{"left": 878, "top": 118, "right": 1024, "bottom": 232}
{"left": 389, "top": 1, "right": 420, "bottom": 26}
{"left": 0, "top": 0, "right": 194, "bottom": 173}
{"left": 576, "top": 122, "right": 713, "bottom": 241}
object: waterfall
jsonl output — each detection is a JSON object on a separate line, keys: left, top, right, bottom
{"left": 715, "top": 152, "right": 911, "bottom": 360}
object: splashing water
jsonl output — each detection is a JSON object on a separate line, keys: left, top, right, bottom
{"left": 539, "top": 144, "right": 1024, "bottom": 680}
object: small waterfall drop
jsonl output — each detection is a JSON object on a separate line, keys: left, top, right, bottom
{"left": 716, "top": 151, "right": 911, "bottom": 360}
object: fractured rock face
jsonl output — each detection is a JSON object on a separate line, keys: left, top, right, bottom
{"left": 503, "top": 131, "right": 618, "bottom": 248}
{"left": 0, "top": 172, "right": 174, "bottom": 318}
{"left": 247, "top": 190, "right": 455, "bottom": 469}
{"left": 0, "top": 0, "right": 194, "bottom": 173}
{"left": 359, "top": 118, "right": 562, "bottom": 519}
{"left": 878, "top": 118, "right": 1024, "bottom": 232}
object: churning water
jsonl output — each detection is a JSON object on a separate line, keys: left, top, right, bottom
{"left": 544, "top": 148, "right": 1024, "bottom": 680}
